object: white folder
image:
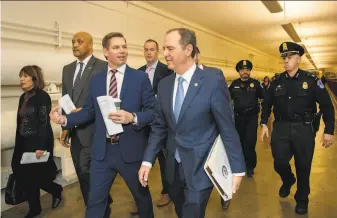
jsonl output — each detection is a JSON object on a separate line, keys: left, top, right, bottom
{"left": 20, "top": 152, "right": 50, "bottom": 164}
{"left": 204, "top": 135, "right": 233, "bottom": 201}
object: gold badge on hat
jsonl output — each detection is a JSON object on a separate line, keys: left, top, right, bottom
{"left": 243, "top": 60, "right": 247, "bottom": 66}
{"left": 194, "top": 83, "right": 198, "bottom": 87}
{"left": 250, "top": 83, "right": 254, "bottom": 88}
{"left": 302, "top": 82, "right": 308, "bottom": 89}
{"left": 283, "top": 42, "right": 288, "bottom": 51}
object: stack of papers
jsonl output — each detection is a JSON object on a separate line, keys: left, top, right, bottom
{"left": 20, "top": 152, "right": 50, "bottom": 164}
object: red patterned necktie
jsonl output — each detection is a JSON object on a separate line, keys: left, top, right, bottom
{"left": 109, "top": 69, "right": 118, "bottom": 98}
{"left": 109, "top": 69, "right": 119, "bottom": 142}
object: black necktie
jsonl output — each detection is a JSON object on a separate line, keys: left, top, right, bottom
{"left": 72, "top": 62, "right": 84, "bottom": 102}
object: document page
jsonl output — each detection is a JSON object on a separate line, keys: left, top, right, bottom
{"left": 204, "top": 135, "right": 233, "bottom": 200}
{"left": 97, "top": 96, "right": 124, "bottom": 136}
{"left": 20, "top": 152, "right": 50, "bottom": 164}
{"left": 59, "top": 94, "right": 76, "bottom": 114}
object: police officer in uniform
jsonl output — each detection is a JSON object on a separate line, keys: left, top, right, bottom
{"left": 229, "top": 60, "right": 263, "bottom": 177}
{"left": 260, "top": 42, "right": 335, "bottom": 215}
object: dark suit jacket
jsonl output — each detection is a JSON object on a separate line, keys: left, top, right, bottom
{"left": 143, "top": 67, "right": 246, "bottom": 191}
{"left": 65, "top": 65, "right": 156, "bottom": 162}
{"left": 62, "top": 55, "right": 107, "bottom": 147}
{"left": 138, "top": 61, "right": 173, "bottom": 95}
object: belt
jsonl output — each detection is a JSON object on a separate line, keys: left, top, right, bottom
{"left": 234, "top": 105, "right": 259, "bottom": 116}
{"left": 106, "top": 137, "right": 119, "bottom": 144}
{"left": 274, "top": 115, "right": 307, "bottom": 122}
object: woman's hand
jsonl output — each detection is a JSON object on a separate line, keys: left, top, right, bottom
{"left": 35, "top": 150, "right": 45, "bottom": 159}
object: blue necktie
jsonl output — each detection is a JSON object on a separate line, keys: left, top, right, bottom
{"left": 174, "top": 77, "right": 185, "bottom": 163}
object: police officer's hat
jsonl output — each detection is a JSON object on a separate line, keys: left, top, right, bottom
{"left": 236, "top": 60, "right": 253, "bottom": 72}
{"left": 279, "top": 42, "right": 304, "bottom": 57}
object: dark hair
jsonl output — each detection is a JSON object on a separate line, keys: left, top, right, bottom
{"left": 263, "top": 76, "right": 270, "bottom": 82}
{"left": 195, "top": 46, "right": 200, "bottom": 55}
{"left": 166, "top": 28, "right": 197, "bottom": 58}
{"left": 102, "top": 32, "right": 127, "bottom": 49}
{"left": 19, "top": 65, "right": 45, "bottom": 90}
{"left": 144, "top": 39, "right": 159, "bottom": 50}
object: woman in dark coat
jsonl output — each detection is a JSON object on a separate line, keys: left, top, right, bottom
{"left": 261, "top": 76, "right": 270, "bottom": 90}
{"left": 11, "top": 65, "right": 63, "bottom": 218}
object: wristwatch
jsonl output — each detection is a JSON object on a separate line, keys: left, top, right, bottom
{"left": 131, "top": 113, "right": 136, "bottom": 125}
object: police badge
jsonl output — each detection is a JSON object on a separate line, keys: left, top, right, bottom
{"left": 302, "top": 82, "right": 308, "bottom": 89}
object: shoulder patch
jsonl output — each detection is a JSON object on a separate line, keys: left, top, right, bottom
{"left": 317, "top": 80, "right": 325, "bottom": 89}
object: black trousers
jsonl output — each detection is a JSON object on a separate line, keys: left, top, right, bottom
{"left": 234, "top": 114, "right": 258, "bottom": 170}
{"left": 157, "top": 150, "right": 169, "bottom": 194}
{"left": 15, "top": 162, "right": 62, "bottom": 213}
{"left": 168, "top": 161, "right": 212, "bottom": 218}
{"left": 71, "top": 131, "right": 113, "bottom": 215}
{"left": 271, "top": 121, "right": 315, "bottom": 204}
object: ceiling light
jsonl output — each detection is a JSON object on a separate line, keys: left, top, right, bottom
{"left": 261, "top": 1, "right": 283, "bottom": 13}
{"left": 281, "top": 23, "right": 301, "bottom": 43}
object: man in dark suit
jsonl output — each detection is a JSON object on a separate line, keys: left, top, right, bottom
{"left": 138, "top": 39, "right": 173, "bottom": 208}
{"left": 51, "top": 32, "right": 155, "bottom": 218}
{"left": 194, "top": 46, "right": 233, "bottom": 210}
{"left": 60, "top": 32, "right": 112, "bottom": 216}
{"left": 138, "top": 39, "right": 173, "bottom": 95}
{"left": 139, "top": 28, "right": 246, "bottom": 218}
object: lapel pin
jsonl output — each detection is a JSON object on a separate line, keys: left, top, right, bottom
{"left": 194, "top": 83, "right": 198, "bottom": 87}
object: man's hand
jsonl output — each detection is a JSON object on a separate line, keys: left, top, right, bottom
{"left": 321, "top": 133, "right": 334, "bottom": 148}
{"left": 50, "top": 107, "right": 66, "bottom": 125}
{"left": 35, "top": 150, "right": 45, "bottom": 159}
{"left": 138, "top": 165, "right": 151, "bottom": 187}
{"left": 108, "top": 110, "right": 133, "bottom": 124}
{"left": 60, "top": 130, "right": 70, "bottom": 148}
{"left": 71, "top": 108, "right": 82, "bottom": 113}
{"left": 260, "top": 124, "right": 269, "bottom": 142}
{"left": 232, "top": 175, "right": 243, "bottom": 194}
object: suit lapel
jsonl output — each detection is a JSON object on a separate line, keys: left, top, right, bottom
{"left": 100, "top": 66, "right": 108, "bottom": 97}
{"left": 176, "top": 68, "right": 203, "bottom": 126}
{"left": 153, "top": 61, "right": 162, "bottom": 87}
{"left": 67, "top": 62, "right": 77, "bottom": 99}
{"left": 120, "top": 65, "right": 131, "bottom": 102}
{"left": 73, "top": 56, "right": 96, "bottom": 105}
{"left": 169, "top": 74, "right": 176, "bottom": 126}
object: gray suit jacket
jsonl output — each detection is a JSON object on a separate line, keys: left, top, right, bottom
{"left": 62, "top": 55, "right": 107, "bottom": 147}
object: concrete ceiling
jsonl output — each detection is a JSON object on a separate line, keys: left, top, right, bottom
{"left": 148, "top": 1, "right": 337, "bottom": 70}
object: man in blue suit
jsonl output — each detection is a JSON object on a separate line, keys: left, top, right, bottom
{"left": 194, "top": 46, "right": 233, "bottom": 210}
{"left": 138, "top": 28, "right": 246, "bottom": 218}
{"left": 50, "top": 32, "right": 155, "bottom": 218}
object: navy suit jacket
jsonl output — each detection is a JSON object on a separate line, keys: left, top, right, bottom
{"left": 65, "top": 65, "right": 156, "bottom": 162}
{"left": 143, "top": 67, "right": 246, "bottom": 191}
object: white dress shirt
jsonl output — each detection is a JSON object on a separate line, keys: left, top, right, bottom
{"left": 146, "top": 60, "right": 158, "bottom": 86}
{"left": 73, "top": 54, "right": 93, "bottom": 84}
{"left": 105, "top": 64, "right": 137, "bottom": 137}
